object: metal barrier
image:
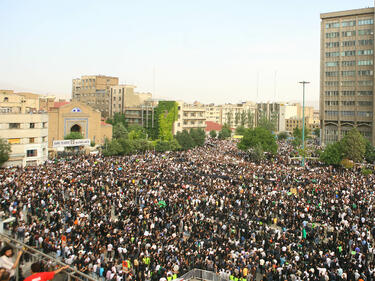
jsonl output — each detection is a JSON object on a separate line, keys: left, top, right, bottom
{"left": 0, "top": 232, "right": 98, "bottom": 281}
{"left": 179, "top": 269, "right": 229, "bottom": 281}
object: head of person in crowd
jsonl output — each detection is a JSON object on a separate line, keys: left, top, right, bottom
{"left": 0, "top": 247, "right": 13, "bottom": 258}
{"left": 30, "top": 262, "right": 43, "bottom": 274}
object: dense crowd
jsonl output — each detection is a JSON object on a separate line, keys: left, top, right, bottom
{"left": 0, "top": 139, "right": 375, "bottom": 281}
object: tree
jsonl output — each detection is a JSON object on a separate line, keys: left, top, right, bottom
{"left": 320, "top": 142, "right": 343, "bottom": 166}
{"left": 132, "top": 139, "right": 153, "bottom": 153}
{"left": 247, "top": 143, "right": 265, "bottom": 162}
{"left": 0, "top": 138, "right": 11, "bottom": 166}
{"left": 240, "top": 111, "right": 247, "bottom": 127}
{"left": 175, "top": 130, "right": 195, "bottom": 150}
{"left": 238, "top": 127, "right": 277, "bottom": 154}
{"left": 365, "top": 140, "right": 375, "bottom": 164}
{"left": 113, "top": 123, "right": 128, "bottom": 140}
{"left": 340, "top": 129, "right": 366, "bottom": 162}
{"left": 103, "top": 139, "right": 124, "bottom": 156}
{"left": 106, "top": 113, "right": 128, "bottom": 128}
{"left": 292, "top": 127, "right": 310, "bottom": 147}
{"left": 278, "top": 132, "right": 289, "bottom": 141}
{"left": 313, "top": 128, "right": 320, "bottom": 138}
{"left": 234, "top": 112, "right": 241, "bottom": 126}
{"left": 235, "top": 125, "right": 247, "bottom": 136}
{"left": 218, "top": 124, "right": 232, "bottom": 140}
{"left": 226, "top": 110, "right": 233, "bottom": 127}
{"left": 209, "top": 130, "right": 217, "bottom": 138}
{"left": 257, "top": 115, "right": 275, "bottom": 132}
{"left": 190, "top": 128, "right": 206, "bottom": 146}
{"left": 247, "top": 110, "right": 255, "bottom": 129}
{"left": 128, "top": 125, "right": 147, "bottom": 140}
{"left": 64, "top": 132, "right": 83, "bottom": 139}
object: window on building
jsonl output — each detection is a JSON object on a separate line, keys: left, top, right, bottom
{"left": 30, "top": 123, "right": 35, "bottom": 128}
{"left": 358, "top": 29, "right": 373, "bottom": 35}
{"left": 325, "top": 111, "right": 338, "bottom": 116}
{"left": 29, "top": 137, "right": 35, "bottom": 143}
{"left": 341, "top": 20, "right": 356, "bottom": 27}
{"left": 341, "top": 61, "right": 356, "bottom": 66}
{"left": 358, "top": 91, "right": 373, "bottom": 96}
{"left": 8, "top": 138, "right": 20, "bottom": 144}
{"left": 341, "top": 50, "right": 356, "bottom": 56}
{"left": 340, "top": 40, "right": 356, "bottom": 47}
{"left": 341, "top": 71, "right": 355, "bottom": 76}
{"left": 358, "top": 39, "right": 373, "bottom": 46}
{"left": 358, "top": 60, "right": 374, "bottom": 66}
{"left": 341, "top": 31, "right": 356, "bottom": 37}
{"left": 325, "top": 101, "right": 339, "bottom": 106}
{"left": 340, "top": 81, "right": 355, "bottom": 86}
{"left": 325, "top": 61, "right": 339, "bottom": 67}
{"left": 325, "top": 42, "right": 339, "bottom": 48}
{"left": 325, "top": 81, "right": 339, "bottom": 86}
{"left": 326, "top": 22, "right": 340, "bottom": 28}
{"left": 358, "top": 70, "right": 373, "bottom": 76}
{"left": 358, "top": 19, "right": 374, "bottom": 25}
{"left": 326, "top": 52, "right": 340, "bottom": 57}
{"left": 358, "top": 101, "right": 373, "bottom": 106}
{"left": 9, "top": 123, "right": 20, "bottom": 129}
{"left": 3, "top": 97, "right": 8, "bottom": 102}
{"left": 341, "top": 101, "right": 355, "bottom": 106}
{"left": 341, "top": 111, "right": 355, "bottom": 116}
{"left": 326, "top": 32, "right": 340, "bottom": 38}
{"left": 341, "top": 91, "right": 355, "bottom": 96}
{"left": 325, "top": 91, "right": 339, "bottom": 96}
{"left": 325, "top": 71, "right": 339, "bottom": 77}
{"left": 358, "top": 111, "right": 373, "bottom": 117}
{"left": 26, "top": 149, "right": 37, "bottom": 157}
{"left": 358, "top": 80, "right": 373, "bottom": 86}
{"left": 358, "top": 49, "right": 373, "bottom": 56}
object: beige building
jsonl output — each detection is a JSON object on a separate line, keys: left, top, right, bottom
{"left": 320, "top": 8, "right": 375, "bottom": 144}
{"left": 0, "top": 90, "right": 48, "bottom": 167}
{"left": 72, "top": 75, "right": 119, "bottom": 117}
{"left": 109, "top": 84, "right": 152, "bottom": 117}
{"left": 48, "top": 101, "right": 112, "bottom": 148}
{"left": 174, "top": 101, "right": 206, "bottom": 133}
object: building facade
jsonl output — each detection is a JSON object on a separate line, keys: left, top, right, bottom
{"left": 320, "top": 8, "right": 375, "bottom": 145}
{"left": 48, "top": 101, "right": 112, "bottom": 149}
{"left": 72, "top": 75, "right": 119, "bottom": 117}
{"left": 174, "top": 102, "right": 206, "bottom": 133}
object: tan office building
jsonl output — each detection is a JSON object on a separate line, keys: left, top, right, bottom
{"left": 174, "top": 101, "right": 206, "bottom": 133}
{"left": 320, "top": 8, "right": 375, "bottom": 145}
{"left": 48, "top": 101, "right": 112, "bottom": 148}
{"left": 72, "top": 75, "right": 119, "bottom": 117}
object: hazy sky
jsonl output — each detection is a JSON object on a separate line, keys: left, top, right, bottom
{"left": 0, "top": 0, "right": 373, "bottom": 106}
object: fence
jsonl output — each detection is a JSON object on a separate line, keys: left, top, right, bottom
{"left": 179, "top": 269, "right": 229, "bottom": 281}
{"left": 0, "top": 232, "right": 98, "bottom": 281}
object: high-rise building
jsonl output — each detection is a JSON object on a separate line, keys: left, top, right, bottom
{"left": 72, "top": 75, "right": 119, "bottom": 117}
{"left": 320, "top": 8, "right": 375, "bottom": 145}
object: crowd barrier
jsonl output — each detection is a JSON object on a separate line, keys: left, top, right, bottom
{"left": 179, "top": 269, "right": 229, "bottom": 281}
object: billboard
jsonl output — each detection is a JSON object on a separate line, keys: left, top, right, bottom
{"left": 52, "top": 139, "right": 91, "bottom": 148}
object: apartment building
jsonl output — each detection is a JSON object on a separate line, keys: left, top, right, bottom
{"left": 72, "top": 75, "right": 119, "bottom": 117}
{"left": 320, "top": 8, "right": 375, "bottom": 144}
{"left": 0, "top": 90, "right": 48, "bottom": 167}
{"left": 174, "top": 102, "right": 206, "bottom": 133}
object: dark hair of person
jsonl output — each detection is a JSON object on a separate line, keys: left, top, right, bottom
{"left": 31, "top": 263, "right": 42, "bottom": 273}
{"left": 0, "top": 246, "right": 13, "bottom": 257}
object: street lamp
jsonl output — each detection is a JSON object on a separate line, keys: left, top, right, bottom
{"left": 299, "top": 81, "right": 310, "bottom": 167}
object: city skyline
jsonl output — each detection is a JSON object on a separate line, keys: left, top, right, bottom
{"left": 1, "top": 0, "right": 373, "bottom": 105}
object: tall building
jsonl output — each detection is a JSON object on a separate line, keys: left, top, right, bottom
{"left": 0, "top": 90, "right": 48, "bottom": 167}
{"left": 72, "top": 75, "right": 119, "bottom": 117}
{"left": 320, "top": 8, "right": 375, "bottom": 145}
{"left": 174, "top": 101, "right": 206, "bottom": 133}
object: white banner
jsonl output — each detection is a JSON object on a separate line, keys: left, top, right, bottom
{"left": 53, "top": 139, "right": 91, "bottom": 148}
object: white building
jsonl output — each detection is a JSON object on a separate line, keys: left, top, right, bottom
{"left": 174, "top": 101, "right": 206, "bottom": 133}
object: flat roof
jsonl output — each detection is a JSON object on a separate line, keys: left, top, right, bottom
{"left": 320, "top": 7, "right": 373, "bottom": 19}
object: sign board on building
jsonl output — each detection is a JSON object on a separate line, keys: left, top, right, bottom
{"left": 52, "top": 139, "right": 91, "bottom": 148}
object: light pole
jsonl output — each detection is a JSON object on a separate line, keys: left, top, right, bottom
{"left": 299, "top": 81, "right": 310, "bottom": 166}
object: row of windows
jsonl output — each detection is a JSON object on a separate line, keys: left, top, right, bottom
{"left": 324, "top": 81, "right": 373, "bottom": 86}
{"left": 325, "top": 70, "right": 374, "bottom": 77}
{"left": 325, "top": 20, "right": 374, "bottom": 29}
{"left": 325, "top": 101, "right": 373, "bottom": 106}
{"left": 325, "top": 49, "right": 374, "bottom": 57}
{"left": 325, "top": 111, "right": 373, "bottom": 117}
{"left": 7, "top": 122, "right": 47, "bottom": 129}
{"left": 325, "top": 60, "right": 373, "bottom": 67}
{"left": 7, "top": 137, "right": 47, "bottom": 144}
{"left": 325, "top": 91, "right": 373, "bottom": 96}
{"left": 326, "top": 30, "right": 375, "bottom": 38}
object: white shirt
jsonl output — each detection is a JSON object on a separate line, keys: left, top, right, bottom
{"left": 0, "top": 255, "right": 15, "bottom": 277}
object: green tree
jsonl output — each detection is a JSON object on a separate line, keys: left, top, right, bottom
{"left": 247, "top": 110, "right": 255, "bottom": 129}
{"left": 238, "top": 127, "right": 277, "bottom": 154}
{"left": 128, "top": 125, "right": 147, "bottom": 140}
{"left": 226, "top": 110, "right": 233, "bottom": 127}
{"left": 0, "top": 138, "right": 11, "bottom": 166}
{"left": 175, "top": 130, "right": 195, "bottom": 150}
{"left": 209, "top": 130, "right": 217, "bottom": 138}
{"left": 320, "top": 142, "right": 343, "bottom": 166}
{"left": 190, "top": 128, "right": 206, "bottom": 146}
{"left": 277, "top": 131, "right": 289, "bottom": 141}
{"left": 113, "top": 123, "right": 128, "bottom": 140}
{"left": 247, "top": 143, "right": 265, "bottom": 162}
{"left": 257, "top": 115, "right": 276, "bottom": 132}
{"left": 103, "top": 139, "right": 124, "bottom": 156}
{"left": 235, "top": 125, "right": 247, "bottom": 136}
{"left": 64, "top": 132, "right": 83, "bottom": 139}
{"left": 118, "top": 138, "right": 136, "bottom": 155}
{"left": 235, "top": 112, "right": 241, "bottom": 126}
{"left": 340, "top": 128, "right": 366, "bottom": 162}
{"left": 218, "top": 124, "right": 232, "bottom": 140}
{"left": 313, "top": 128, "right": 320, "bottom": 138}
{"left": 365, "top": 140, "right": 375, "bottom": 164}
{"left": 240, "top": 111, "right": 247, "bottom": 127}
{"left": 106, "top": 113, "right": 128, "bottom": 127}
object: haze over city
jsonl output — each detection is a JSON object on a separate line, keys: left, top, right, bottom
{"left": 0, "top": 0, "right": 374, "bottom": 106}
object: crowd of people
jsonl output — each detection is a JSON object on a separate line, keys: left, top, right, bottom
{"left": 0, "top": 139, "right": 375, "bottom": 281}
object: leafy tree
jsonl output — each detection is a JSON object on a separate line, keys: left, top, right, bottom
{"left": 103, "top": 139, "right": 124, "bottom": 156}
{"left": 365, "top": 140, "right": 375, "bottom": 164}
{"left": 238, "top": 127, "right": 277, "bottom": 154}
{"left": 113, "top": 123, "right": 128, "bottom": 140}
{"left": 257, "top": 115, "right": 276, "bottom": 132}
{"left": 106, "top": 113, "right": 127, "bottom": 127}
{"left": 226, "top": 110, "right": 233, "bottom": 127}
{"left": 132, "top": 139, "right": 153, "bottom": 153}
{"left": 175, "top": 130, "right": 195, "bottom": 150}
{"left": 247, "top": 110, "right": 255, "bottom": 129}
{"left": 235, "top": 112, "right": 241, "bottom": 126}
{"left": 320, "top": 142, "right": 343, "bottom": 166}
{"left": 292, "top": 127, "right": 310, "bottom": 147}
{"left": 235, "top": 125, "right": 247, "bottom": 136}
{"left": 340, "top": 129, "right": 366, "bottom": 162}
{"left": 190, "top": 128, "right": 206, "bottom": 146}
{"left": 247, "top": 143, "right": 265, "bottom": 162}
{"left": 277, "top": 131, "right": 289, "bottom": 141}
{"left": 155, "top": 140, "right": 171, "bottom": 152}
{"left": 209, "top": 130, "right": 217, "bottom": 138}
{"left": 218, "top": 124, "right": 232, "bottom": 140}
{"left": 0, "top": 138, "right": 11, "bottom": 166}
{"left": 118, "top": 138, "right": 135, "bottom": 155}
{"left": 128, "top": 125, "right": 147, "bottom": 140}
{"left": 240, "top": 111, "right": 247, "bottom": 127}
{"left": 64, "top": 132, "right": 83, "bottom": 140}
